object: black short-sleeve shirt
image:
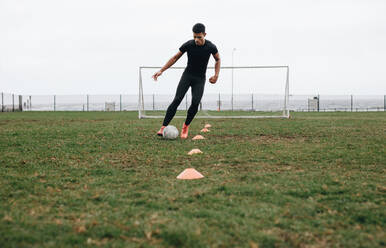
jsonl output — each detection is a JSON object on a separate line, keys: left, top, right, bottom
{"left": 179, "top": 39, "right": 218, "bottom": 77}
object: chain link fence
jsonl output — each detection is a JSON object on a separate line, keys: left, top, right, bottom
{"left": 0, "top": 93, "right": 22, "bottom": 112}
{"left": 1, "top": 92, "right": 385, "bottom": 112}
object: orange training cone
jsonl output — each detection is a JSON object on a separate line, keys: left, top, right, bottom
{"left": 201, "top": 128, "right": 210, "bottom": 133}
{"left": 192, "top": 135, "right": 205, "bottom": 140}
{"left": 204, "top": 124, "right": 212, "bottom": 128}
{"left": 177, "top": 168, "right": 204, "bottom": 180}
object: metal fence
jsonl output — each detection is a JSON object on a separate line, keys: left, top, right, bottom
{"left": 0, "top": 93, "right": 22, "bottom": 112}
{"left": 1, "top": 92, "right": 385, "bottom": 112}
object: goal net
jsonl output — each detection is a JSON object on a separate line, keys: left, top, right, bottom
{"left": 138, "top": 66, "right": 290, "bottom": 119}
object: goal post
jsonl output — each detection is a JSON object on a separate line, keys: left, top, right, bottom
{"left": 138, "top": 66, "right": 290, "bottom": 119}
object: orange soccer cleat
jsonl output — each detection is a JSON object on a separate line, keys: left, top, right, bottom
{"left": 180, "top": 123, "right": 190, "bottom": 139}
{"left": 157, "top": 126, "right": 166, "bottom": 136}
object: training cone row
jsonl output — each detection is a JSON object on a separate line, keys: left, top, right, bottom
{"left": 200, "top": 123, "right": 212, "bottom": 133}
{"left": 177, "top": 123, "right": 212, "bottom": 180}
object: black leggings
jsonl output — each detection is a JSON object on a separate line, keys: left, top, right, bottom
{"left": 163, "top": 72, "right": 206, "bottom": 126}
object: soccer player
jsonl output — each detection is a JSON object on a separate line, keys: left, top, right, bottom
{"left": 153, "top": 23, "right": 221, "bottom": 138}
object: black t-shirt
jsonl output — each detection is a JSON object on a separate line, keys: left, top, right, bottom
{"left": 179, "top": 39, "right": 218, "bottom": 77}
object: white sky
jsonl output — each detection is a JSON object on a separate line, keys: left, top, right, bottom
{"left": 0, "top": 0, "right": 385, "bottom": 95}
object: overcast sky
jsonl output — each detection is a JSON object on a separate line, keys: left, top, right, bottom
{"left": 1, "top": 0, "right": 385, "bottom": 95}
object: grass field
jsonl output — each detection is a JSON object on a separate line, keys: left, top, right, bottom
{"left": 0, "top": 111, "right": 385, "bottom": 247}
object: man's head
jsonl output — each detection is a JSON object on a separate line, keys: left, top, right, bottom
{"left": 192, "top": 23, "right": 206, "bottom": 46}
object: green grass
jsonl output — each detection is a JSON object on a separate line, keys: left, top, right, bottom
{"left": 0, "top": 111, "right": 385, "bottom": 247}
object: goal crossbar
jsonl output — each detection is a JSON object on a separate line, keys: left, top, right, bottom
{"left": 140, "top": 66, "right": 289, "bottom": 69}
{"left": 138, "top": 65, "right": 290, "bottom": 119}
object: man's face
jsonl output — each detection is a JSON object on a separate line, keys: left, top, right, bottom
{"left": 193, "top": 32, "right": 206, "bottom": 46}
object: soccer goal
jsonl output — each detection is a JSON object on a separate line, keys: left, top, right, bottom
{"left": 138, "top": 66, "right": 290, "bottom": 119}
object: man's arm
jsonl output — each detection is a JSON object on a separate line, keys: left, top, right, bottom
{"left": 209, "top": 52, "right": 221, "bottom": 84}
{"left": 152, "top": 51, "right": 184, "bottom": 81}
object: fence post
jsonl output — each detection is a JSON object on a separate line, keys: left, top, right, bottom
{"left": 120, "top": 94, "right": 122, "bottom": 111}
{"left": 87, "top": 95, "right": 89, "bottom": 111}
{"left": 19, "top": 95, "right": 23, "bottom": 111}
{"left": 218, "top": 92, "right": 221, "bottom": 111}
{"left": 29, "top": 96, "right": 32, "bottom": 111}
{"left": 384, "top": 95, "right": 386, "bottom": 111}
{"left": 317, "top": 94, "right": 320, "bottom": 112}
{"left": 1, "top": 92, "right": 3, "bottom": 112}
{"left": 54, "top": 95, "right": 56, "bottom": 111}
{"left": 12, "top": 94, "right": 15, "bottom": 112}
{"left": 351, "top": 94, "right": 353, "bottom": 112}
{"left": 152, "top": 94, "right": 155, "bottom": 111}
{"left": 251, "top": 93, "right": 254, "bottom": 111}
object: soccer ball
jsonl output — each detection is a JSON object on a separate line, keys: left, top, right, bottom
{"left": 162, "top": 125, "right": 179, "bottom": 139}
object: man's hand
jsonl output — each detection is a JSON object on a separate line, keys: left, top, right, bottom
{"left": 209, "top": 75, "right": 218, "bottom": 84}
{"left": 152, "top": 71, "right": 163, "bottom": 81}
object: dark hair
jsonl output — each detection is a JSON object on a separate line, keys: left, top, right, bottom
{"left": 192, "top": 23, "right": 205, "bottom": 33}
